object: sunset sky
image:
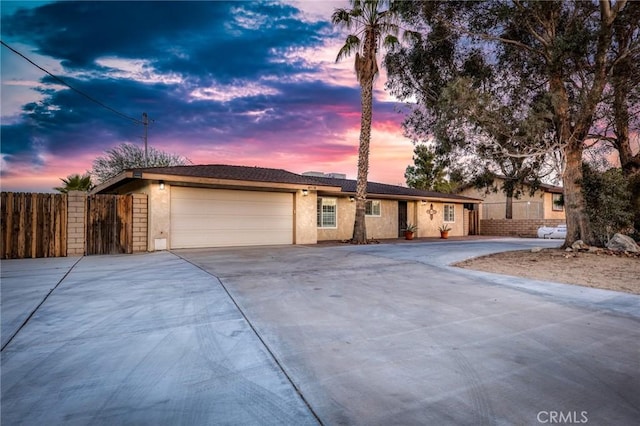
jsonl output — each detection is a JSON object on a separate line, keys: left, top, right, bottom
{"left": 1, "top": 1, "right": 416, "bottom": 192}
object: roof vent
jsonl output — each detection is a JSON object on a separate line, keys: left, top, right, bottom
{"left": 302, "top": 171, "right": 346, "bottom": 179}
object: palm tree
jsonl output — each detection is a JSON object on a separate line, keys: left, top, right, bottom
{"left": 54, "top": 173, "right": 93, "bottom": 193}
{"left": 332, "top": 0, "right": 400, "bottom": 243}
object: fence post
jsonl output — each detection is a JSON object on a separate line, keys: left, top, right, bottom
{"left": 67, "top": 191, "right": 86, "bottom": 256}
{"left": 131, "top": 194, "right": 148, "bottom": 253}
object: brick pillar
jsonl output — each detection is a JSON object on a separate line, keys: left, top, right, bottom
{"left": 131, "top": 193, "right": 148, "bottom": 252}
{"left": 66, "top": 191, "right": 86, "bottom": 256}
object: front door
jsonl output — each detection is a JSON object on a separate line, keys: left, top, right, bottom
{"left": 398, "top": 201, "right": 407, "bottom": 237}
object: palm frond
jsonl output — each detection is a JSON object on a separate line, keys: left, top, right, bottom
{"left": 383, "top": 34, "right": 399, "bottom": 50}
{"left": 336, "top": 34, "right": 362, "bottom": 63}
{"left": 331, "top": 8, "right": 352, "bottom": 26}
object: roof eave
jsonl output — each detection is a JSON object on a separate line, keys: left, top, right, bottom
{"left": 93, "top": 171, "right": 341, "bottom": 193}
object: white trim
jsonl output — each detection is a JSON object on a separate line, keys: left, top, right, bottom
{"left": 444, "top": 204, "right": 455, "bottom": 223}
{"left": 317, "top": 197, "right": 337, "bottom": 229}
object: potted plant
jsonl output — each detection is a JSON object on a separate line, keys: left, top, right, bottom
{"left": 439, "top": 224, "right": 451, "bottom": 239}
{"left": 404, "top": 223, "right": 418, "bottom": 240}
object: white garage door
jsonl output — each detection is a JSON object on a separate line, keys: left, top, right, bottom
{"left": 171, "top": 187, "right": 293, "bottom": 248}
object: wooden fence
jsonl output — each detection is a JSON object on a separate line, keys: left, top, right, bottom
{"left": 1, "top": 192, "right": 146, "bottom": 259}
{"left": 86, "top": 194, "right": 134, "bottom": 255}
{"left": 1, "top": 192, "right": 68, "bottom": 259}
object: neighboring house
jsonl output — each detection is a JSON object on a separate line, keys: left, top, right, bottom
{"left": 458, "top": 176, "right": 565, "bottom": 221}
{"left": 93, "top": 164, "right": 481, "bottom": 250}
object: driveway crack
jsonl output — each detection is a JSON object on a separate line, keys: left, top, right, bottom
{"left": 1, "top": 256, "right": 84, "bottom": 352}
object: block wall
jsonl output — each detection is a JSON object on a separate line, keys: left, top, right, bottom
{"left": 480, "top": 219, "right": 566, "bottom": 238}
{"left": 66, "top": 191, "right": 86, "bottom": 256}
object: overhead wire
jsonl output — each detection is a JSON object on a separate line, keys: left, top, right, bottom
{"left": 1, "top": 40, "right": 143, "bottom": 125}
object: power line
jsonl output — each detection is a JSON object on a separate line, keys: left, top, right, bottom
{"left": 1, "top": 39, "right": 142, "bottom": 125}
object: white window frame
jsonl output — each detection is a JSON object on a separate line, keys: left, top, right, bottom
{"left": 365, "top": 200, "right": 381, "bottom": 217}
{"left": 317, "top": 197, "right": 337, "bottom": 228}
{"left": 444, "top": 204, "right": 455, "bottom": 223}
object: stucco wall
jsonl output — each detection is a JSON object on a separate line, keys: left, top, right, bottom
{"left": 415, "top": 201, "right": 464, "bottom": 237}
{"left": 459, "top": 180, "right": 565, "bottom": 221}
{"left": 317, "top": 198, "right": 467, "bottom": 240}
{"left": 295, "top": 191, "right": 318, "bottom": 244}
{"left": 110, "top": 180, "right": 168, "bottom": 251}
{"left": 366, "top": 199, "right": 400, "bottom": 239}
{"left": 317, "top": 198, "right": 401, "bottom": 241}
{"left": 543, "top": 192, "right": 566, "bottom": 220}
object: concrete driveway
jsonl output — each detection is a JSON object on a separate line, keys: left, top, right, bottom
{"left": 2, "top": 238, "right": 639, "bottom": 425}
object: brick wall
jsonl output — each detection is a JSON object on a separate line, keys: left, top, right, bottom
{"left": 131, "top": 194, "right": 148, "bottom": 253}
{"left": 480, "top": 218, "right": 566, "bottom": 238}
{"left": 67, "top": 191, "right": 86, "bottom": 256}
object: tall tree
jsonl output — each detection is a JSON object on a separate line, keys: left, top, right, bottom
{"left": 332, "top": 0, "right": 401, "bottom": 244}
{"left": 54, "top": 173, "right": 93, "bottom": 193}
{"left": 405, "top": 144, "right": 465, "bottom": 193}
{"left": 387, "top": 0, "right": 636, "bottom": 246}
{"left": 91, "top": 143, "right": 190, "bottom": 184}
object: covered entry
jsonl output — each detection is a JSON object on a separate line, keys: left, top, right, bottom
{"left": 170, "top": 187, "right": 293, "bottom": 248}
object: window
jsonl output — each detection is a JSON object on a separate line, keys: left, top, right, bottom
{"left": 444, "top": 204, "right": 455, "bottom": 222}
{"left": 317, "top": 197, "right": 337, "bottom": 228}
{"left": 365, "top": 200, "right": 381, "bottom": 216}
{"left": 552, "top": 193, "right": 564, "bottom": 211}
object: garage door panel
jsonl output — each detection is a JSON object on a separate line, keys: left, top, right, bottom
{"left": 171, "top": 216, "right": 292, "bottom": 231}
{"left": 171, "top": 229, "right": 291, "bottom": 248}
{"left": 170, "top": 187, "right": 293, "bottom": 248}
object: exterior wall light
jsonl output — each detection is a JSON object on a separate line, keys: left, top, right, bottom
{"left": 159, "top": 181, "right": 165, "bottom": 190}
{"left": 349, "top": 196, "right": 355, "bottom": 202}
{"left": 302, "top": 189, "right": 309, "bottom": 196}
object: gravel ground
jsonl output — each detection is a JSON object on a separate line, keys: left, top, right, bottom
{"left": 454, "top": 248, "right": 640, "bottom": 295}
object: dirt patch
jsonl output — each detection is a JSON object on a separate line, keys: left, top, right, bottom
{"left": 454, "top": 248, "right": 640, "bottom": 295}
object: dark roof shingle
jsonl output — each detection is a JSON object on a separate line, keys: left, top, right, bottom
{"left": 132, "top": 164, "right": 324, "bottom": 185}
{"left": 309, "top": 176, "right": 479, "bottom": 201}
{"left": 126, "top": 164, "right": 479, "bottom": 201}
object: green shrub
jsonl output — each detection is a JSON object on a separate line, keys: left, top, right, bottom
{"left": 582, "top": 164, "right": 634, "bottom": 246}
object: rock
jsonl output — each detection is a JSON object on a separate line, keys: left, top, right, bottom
{"left": 531, "top": 247, "right": 543, "bottom": 253}
{"left": 565, "top": 247, "right": 573, "bottom": 252}
{"left": 606, "top": 233, "right": 640, "bottom": 253}
{"left": 587, "top": 246, "right": 600, "bottom": 253}
{"left": 571, "top": 240, "right": 589, "bottom": 251}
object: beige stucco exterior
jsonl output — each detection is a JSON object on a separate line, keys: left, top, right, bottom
{"left": 542, "top": 192, "right": 566, "bottom": 220}
{"left": 97, "top": 170, "right": 479, "bottom": 250}
{"left": 295, "top": 190, "right": 318, "bottom": 244}
{"left": 316, "top": 198, "right": 470, "bottom": 241}
{"left": 415, "top": 201, "right": 464, "bottom": 237}
{"left": 105, "top": 179, "right": 171, "bottom": 251}
{"left": 316, "top": 198, "right": 404, "bottom": 241}
{"left": 458, "top": 178, "right": 565, "bottom": 221}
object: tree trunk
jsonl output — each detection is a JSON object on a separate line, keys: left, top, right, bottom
{"left": 505, "top": 191, "right": 513, "bottom": 219}
{"left": 562, "top": 144, "right": 595, "bottom": 245}
{"left": 612, "top": 57, "right": 640, "bottom": 236}
{"left": 352, "top": 76, "right": 374, "bottom": 244}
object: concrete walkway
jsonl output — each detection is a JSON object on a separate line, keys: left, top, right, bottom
{"left": 2, "top": 239, "right": 639, "bottom": 425}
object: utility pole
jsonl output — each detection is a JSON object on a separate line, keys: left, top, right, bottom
{"left": 142, "top": 112, "right": 149, "bottom": 167}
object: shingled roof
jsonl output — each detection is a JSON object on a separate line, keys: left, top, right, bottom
{"left": 97, "top": 164, "right": 479, "bottom": 202}
{"left": 131, "top": 164, "right": 325, "bottom": 186}
{"left": 309, "top": 176, "right": 479, "bottom": 201}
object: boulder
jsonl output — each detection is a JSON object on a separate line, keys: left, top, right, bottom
{"left": 606, "top": 233, "right": 640, "bottom": 253}
{"left": 571, "top": 240, "right": 589, "bottom": 251}
{"left": 531, "top": 247, "right": 543, "bottom": 253}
